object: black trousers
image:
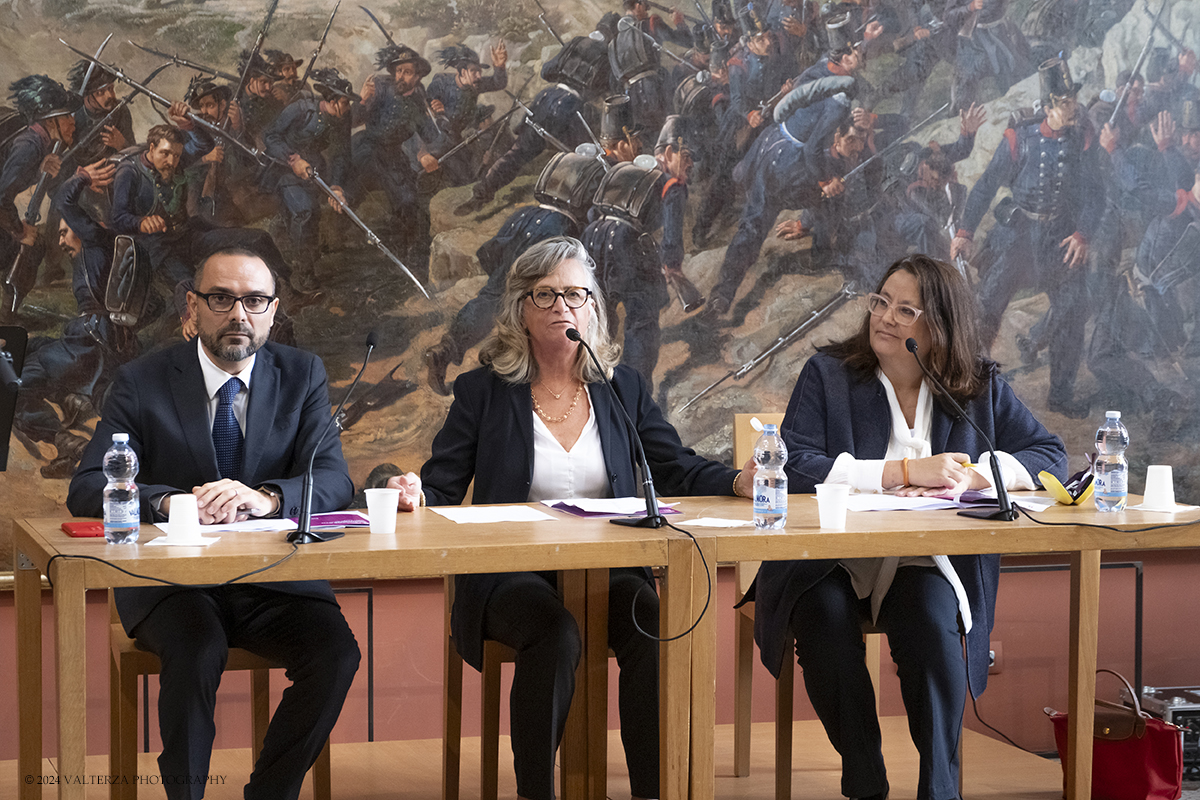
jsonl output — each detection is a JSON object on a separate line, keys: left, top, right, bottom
{"left": 131, "top": 585, "right": 361, "bottom": 800}
{"left": 482, "top": 568, "right": 660, "bottom": 800}
{"left": 789, "top": 566, "right": 965, "bottom": 800}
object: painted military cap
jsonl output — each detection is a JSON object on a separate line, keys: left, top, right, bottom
{"left": 185, "top": 75, "right": 232, "bottom": 108}
{"left": 9, "top": 74, "right": 81, "bottom": 123}
{"left": 311, "top": 67, "right": 361, "bottom": 102}
{"left": 1038, "top": 56, "right": 1081, "bottom": 103}
{"left": 66, "top": 59, "right": 117, "bottom": 97}
{"left": 376, "top": 44, "right": 432, "bottom": 78}
{"left": 438, "top": 43, "right": 490, "bottom": 71}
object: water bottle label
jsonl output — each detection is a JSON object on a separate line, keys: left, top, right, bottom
{"left": 106, "top": 500, "right": 139, "bottom": 526}
{"left": 754, "top": 487, "right": 787, "bottom": 513}
{"left": 1094, "top": 472, "right": 1127, "bottom": 497}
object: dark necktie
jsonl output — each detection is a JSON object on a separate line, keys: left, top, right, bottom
{"left": 213, "top": 377, "right": 245, "bottom": 481}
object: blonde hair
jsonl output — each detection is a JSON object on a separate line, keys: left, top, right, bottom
{"left": 479, "top": 236, "right": 622, "bottom": 384}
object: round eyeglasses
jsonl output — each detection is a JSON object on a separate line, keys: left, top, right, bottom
{"left": 866, "top": 292, "right": 923, "bottom": 326}
{"left": 526, "top": 287, "right": 592, "bottom": 309}
{"left": 193, "top": 291, "right": 277, "bottom": 314}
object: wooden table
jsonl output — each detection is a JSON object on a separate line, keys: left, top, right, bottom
{"left": 13, "top": 508, "right": 701, "bottom": 800}
{"left": 662, "top": 494, "right": 1200, "bottom": 800}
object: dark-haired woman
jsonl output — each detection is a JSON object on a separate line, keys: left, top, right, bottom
{"left": 750, "top": 255, "right": 1067, "bottom": 800}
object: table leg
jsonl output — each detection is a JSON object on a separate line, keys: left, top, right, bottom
{"left": 16, "top": 546, "right": 42, "bottom": 800}
{"left": 1066, "top": 549, "right": 1100, "bottom": 800}
{"left": 661, "top": 537, "right": 695, "bottom": 800}
{"left": 53, "top": 557, "right": 88, "bottom": 800}
{"left": 689, "top": 536, "right": 717, "bottom": 800}
{"left": 560, "top": 569, "right": 589, "bottom": 800}
{"left": 585, "top": 569, "right": 609, "bottom": 800}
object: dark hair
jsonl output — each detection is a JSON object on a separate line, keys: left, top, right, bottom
{"left": 820, "top": 254, "right": 991, "bottom": 401}
{"left": 194, "top": 246, "right": 278, "bottom": 296}
{"left": 146, "top": 124, "right": 186, "bottom": 149}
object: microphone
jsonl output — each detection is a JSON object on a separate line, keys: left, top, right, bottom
{"left": 0, "top": 348, "right": 19, "bottom": 392}
{"left": 566, "top": 327, "right": 665, "bottom": 528}
{"left": 288, "top": 331, "right": 379, "bottom": 544}
{"left": 904, "top": 337, "right": 1017, "bottom": 522}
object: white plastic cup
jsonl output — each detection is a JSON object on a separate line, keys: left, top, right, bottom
{"left": 1142, "top": 465, "right": 1176, "bottom": 511}
{"left": 166, "top": 494, "right": 202, "bottom": 542}
{"left": 815, "top": 483, "right": 850, "bottom": 530}
{"left": 364, "top": 488, "right": 401, "bottom": 534}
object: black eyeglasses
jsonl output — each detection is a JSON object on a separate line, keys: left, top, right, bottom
{"left": 192, "top": 291, "right": 277, "bottom": 314}
{"left": 526, "top": 287, "right": 592, "bottom": 309}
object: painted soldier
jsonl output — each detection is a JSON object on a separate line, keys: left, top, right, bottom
{"left": 581, "top": 113, "right": 696, "bottom": 387}
{"left": 691, "top": 25, "right": 791, "bottom": 248}
{"left": 1, "top": 75, "right": 91, "bottom": 314}
{"left": 609, "top": 0, "right": 694, "bottom": 136}
{"left": 236, "top": 49, "right": 284, "bottom": 146}
{"left": 1136, "top": 47, "right": 1200, "bottom": 131}
{"left": 705, "top": 71, "right": 861, "bottom": 315}
{"left": 65, "top": 59, "right": 135, "bottom": 170}
{"left": 950, "top": 0, "right": 1035, "bottom": 113}
{"left": 672, "top": 42, "right": 730, "bottom": 184}
{"left": 13, "top": 171, "right": 143, "bottom": 479}
{"left": 423, "top": 151, "right": 608, "bottom": 395}
{"left": 261, "top": 67, "right": 354, "bottom": 289}
{"left": 1133, "top": 164, "right": 1200, "bottom": 355}
{"left": 455, "top": 34, "right": 609, "bottom": 215}
{"left": 426, "top": 42, "right": 509, "bottom": 187}
{"left": 181, "top": 77, "right": 275, "bottom": 228}
{"left": 893, "top": 103, "right": 984, "bottom": 261}
{"left": 350, "top": 46, "right": 442, "bottom": 280}
{"left": 952, "top": 57, "right": 1104, "bottom": 417}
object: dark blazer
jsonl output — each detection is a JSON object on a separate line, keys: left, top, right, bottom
{"left": 751, "top": 352, "right": 1068, "bottom": 697}
{"left": 67, "top": 339, "right": 354, "bottom": 634}
{"left": 423, "top": 364, "right": 739, "bottom": 670}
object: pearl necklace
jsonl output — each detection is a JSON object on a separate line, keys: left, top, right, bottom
{"left": 532, "top": 382, "right": 583, "bottom": 423}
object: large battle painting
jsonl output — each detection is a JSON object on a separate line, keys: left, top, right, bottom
{"left": 1, "top": 0, "right": 1199, "bottom": 566}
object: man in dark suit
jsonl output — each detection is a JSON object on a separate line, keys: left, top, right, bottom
{"left": 66, "top": 245, "right": 360, "bottom": 800}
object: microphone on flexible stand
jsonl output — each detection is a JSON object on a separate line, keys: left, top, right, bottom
{"left": 566, "top": 327, "right": 665, "bottom": 528}
{"left": 905, "top": 337, "right": 1017, "bottom": 522}
{"left": 287, "top": 331, "right": 379, "bottom": 544}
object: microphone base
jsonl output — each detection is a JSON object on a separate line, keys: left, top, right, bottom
{"left": 286, "top": 528, "right": 346, "bottom": 545}
{"left": 956, "top": 506, "right": 1019, "bottom": 522}
{"left": 610, "top": 515, "right": 667, "bottom": 529}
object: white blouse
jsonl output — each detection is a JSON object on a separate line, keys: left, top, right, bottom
{"left": 826, "top": 370, "right": 1036, "bottom": 631}
{"left": 528, "top": 386, "right": 612, "bottom": 502}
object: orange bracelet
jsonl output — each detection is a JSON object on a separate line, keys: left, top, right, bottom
{"left": 902, "top": 457, "right": 910, "bottom": 486}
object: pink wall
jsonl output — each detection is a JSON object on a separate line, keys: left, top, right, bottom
{"left": 2, "top": 552, "right": 1196, "bottom": 760}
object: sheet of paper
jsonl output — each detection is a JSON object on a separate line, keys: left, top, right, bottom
{"left": 1126, "top": 502, "right": 1200, "bottom": 513}
{"left": 841, "top": 494, "right": 963, "bottom": 512}
{"left": 431, "top": 505, "right": 558, "bottom": 524}
{"left": 145, "top": 535, "right": 221, "bottom": 546}
{"left": 155, "top": 519, "right": 292, "bottom": 534}
{"left": 684, "top": 517, "right": 755, "bottom": 528}
{"left": 541, "top": 497, "right": 680, "bottom": 517}
{"left": 1010, "top": 496, "right": 1058, "bottom": 512}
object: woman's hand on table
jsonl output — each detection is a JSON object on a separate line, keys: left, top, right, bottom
{"left": 386, "top": 472, "right": 423, "bottom": 511}
{"left": 894, "top": 453, "right": 990, "bottom": 497}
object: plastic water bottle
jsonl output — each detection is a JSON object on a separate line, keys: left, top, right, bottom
{"left": 102, "top": 433, "right": 140, "bottom": 543}
{"left": 1094, "top": 411, "right": 1129, "bottom": 512}
{"left": 753, "top": 424, "right": 788, "bottom": 529}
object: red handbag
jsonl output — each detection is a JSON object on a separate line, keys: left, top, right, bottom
{"left": 1045, "top": 669, "right": 1183, "bottom": 800}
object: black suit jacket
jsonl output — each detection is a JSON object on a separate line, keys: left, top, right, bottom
{"left": 67, "top": 339, "right": 354, "bottom": 634}
{"left": 423, "top": 365, "right": 739, "bottom": 670}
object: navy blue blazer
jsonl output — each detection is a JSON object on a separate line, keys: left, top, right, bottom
{"left": 751, "top": 352, "right": 1068, "bottom": 697}
{"left": 67, "top": 339, "right": 355, "bottom": 634}
{"left": 423, "top": 364, "right": 739, "bottom": 670}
